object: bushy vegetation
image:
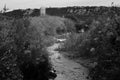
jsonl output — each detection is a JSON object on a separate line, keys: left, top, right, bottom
{"left": 89, "top": 14, "right": 120, "bottom": 80}
{"left": 60, "top": 7, "right": 120, "bottom": 80}
{"left": 0, "top": 17, "right": 52, "bottom": 80}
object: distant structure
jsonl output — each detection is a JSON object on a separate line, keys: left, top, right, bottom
{"left": 3, "top": 4, "right": 9, "bottom": 13}
{"left": 40, "top": 7, "right": 46, "bottom": 16}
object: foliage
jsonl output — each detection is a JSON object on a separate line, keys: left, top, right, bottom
{"left": 0, "top": 20, "right": 23, "bottom": 80}
{"left": 64, "top": 19, "right": 76, "bottom": 33}
{"left": 0, "top": 18, "right": 52, "bottom": 80}
{"left": 60, "top": 7, "right": 120, "bottom": 80}
{"left": 89, "top": 16, "right": 120, "bottom": 80}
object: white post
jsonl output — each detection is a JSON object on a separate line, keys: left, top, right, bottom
{"left": 40, "top": 7, "right": 46, "bottom": 16}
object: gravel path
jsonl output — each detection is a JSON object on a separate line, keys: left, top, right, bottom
{"left": 47, "top": 43, "right": 89, "bottom": 80}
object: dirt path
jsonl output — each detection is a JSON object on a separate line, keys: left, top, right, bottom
{"left": 47, "top": 43, "right": 89, "bottom": 80}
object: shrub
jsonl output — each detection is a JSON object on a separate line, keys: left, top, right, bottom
{"left": 89, "top": 16, "right": 120, "bottom": 80}
{"left": 0, "top": 20, "right": 23, "bottom": 80}
{"left": 64, "top": 19, "right": 76, "bottom": 33}
{"left": 0, "top": 17, "right": 52, "bottom": 80}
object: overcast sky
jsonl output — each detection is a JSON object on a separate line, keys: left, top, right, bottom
{"left": 0, "top": 0, "right": 120, "bottom": 10}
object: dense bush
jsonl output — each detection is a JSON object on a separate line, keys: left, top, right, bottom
{"left": 0, "top": 19, "right": 23, "bottom": 80}
{"left": 0, "top": 18, "right": 52, "bottom": 80}
{"left": 89, "top": 16, "right": 120, "bottom": 80}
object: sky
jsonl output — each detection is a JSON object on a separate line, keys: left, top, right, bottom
{"left": 0, "top": 0, "right": 120, "bottom": 10}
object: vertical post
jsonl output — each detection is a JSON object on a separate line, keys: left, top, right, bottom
{"left": 40, "top": 7, "right": 46, "bottom": 16}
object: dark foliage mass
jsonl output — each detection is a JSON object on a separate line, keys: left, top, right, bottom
{"left": 0, "top": 18, "right": 54, "bottom": 80}
{"left": 84, "top": 8, "right": 120, "bottom": 80}
{"left": 88, "top": 16, "right": 120, "bottom": 80}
